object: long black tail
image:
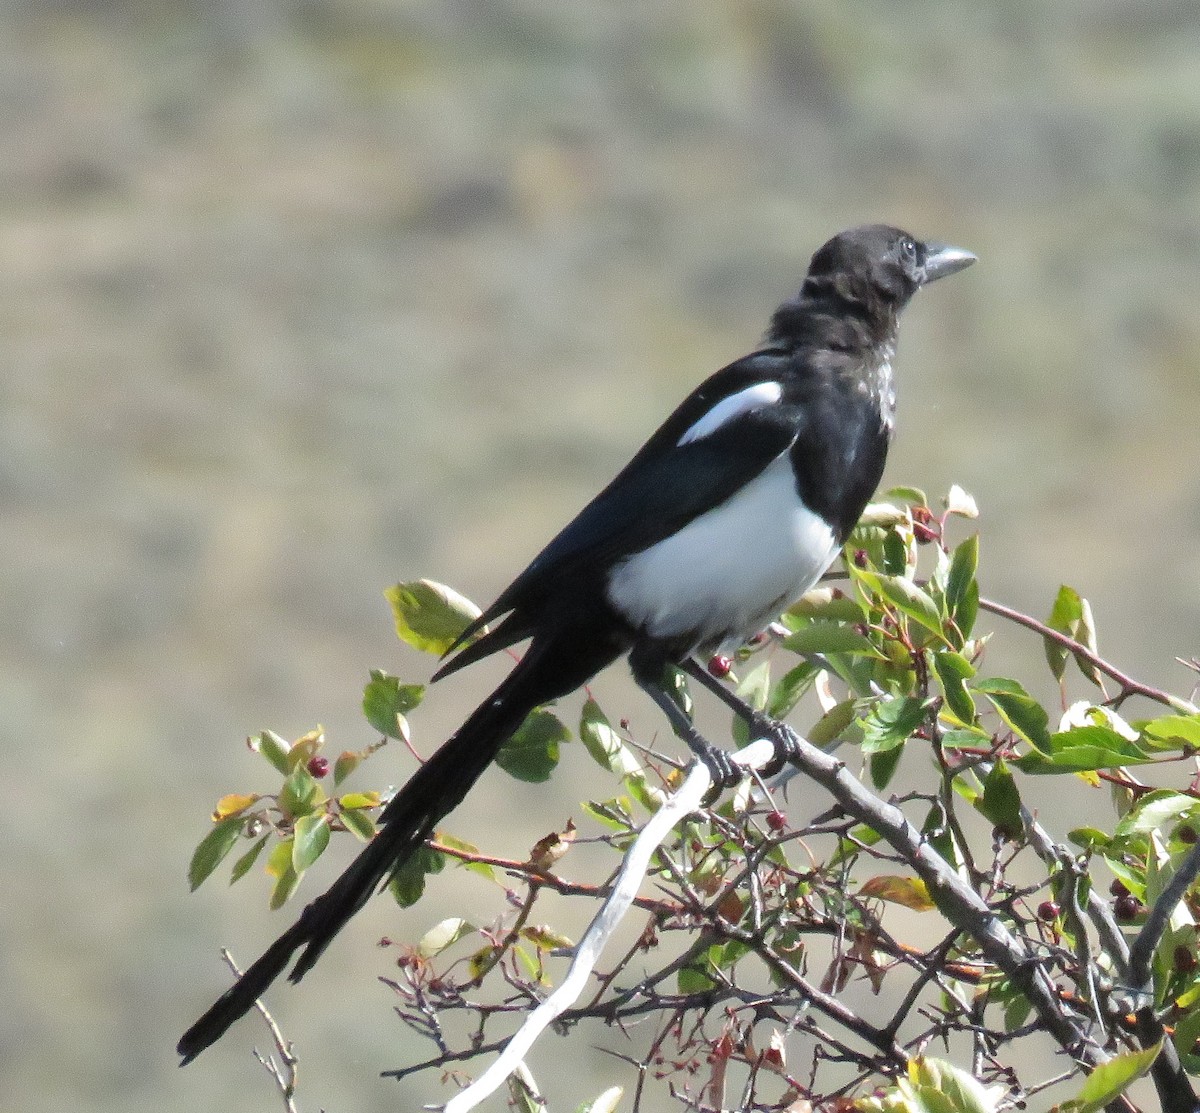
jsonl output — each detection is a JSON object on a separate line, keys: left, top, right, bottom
{"left": 177, "top": 628, "right": 623, "bottom": 1064}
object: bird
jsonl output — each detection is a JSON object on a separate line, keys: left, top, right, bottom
{"left": 177, "top": 224, "right": 975, "bottom": 1064}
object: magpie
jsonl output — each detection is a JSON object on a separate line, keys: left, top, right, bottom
{"left": 177, "top": 224, "right": 974, "bottom": 1063}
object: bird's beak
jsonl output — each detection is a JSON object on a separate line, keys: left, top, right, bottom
{"left": 921, "top": 243, "right": 977, "bottom": 284}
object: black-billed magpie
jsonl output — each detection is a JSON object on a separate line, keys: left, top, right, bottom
{"left": 178, "top": 224, "right": 974, "bottom": 1063}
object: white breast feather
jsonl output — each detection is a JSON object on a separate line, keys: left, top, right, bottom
{"left": 606, "top": 453, "right": 839, "bottom": 649}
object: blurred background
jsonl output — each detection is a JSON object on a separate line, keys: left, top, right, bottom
{"left": 3, "top": 2, "right": 1199, "bottom": 1110}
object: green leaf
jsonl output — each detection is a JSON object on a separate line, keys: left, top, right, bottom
{"left": 434, "top": 830, "right": 495, "bottom": 882}
{"left": 906, "top": 1057, "right": 1000, "bottom": 1113}
{"left": 1003, "top": 992, "right": 1031, "bottom": 1032}
{"left": 577, "top": 700, "right": 663, "bottom": 813}
{"left": 418, "top": 916, "right": 476, "bottom": 958}
{"left": 578, "top": 698, "right": 626, "bottom": 773}
{"left": 497, "top": 710, "right": 570, "bottom": 783}
{"left": 945, "top": 534, "right": 979, "bottom": 639}
{"left": 975, "top": 678, "right": 1050, "bottom": 753}
{"left": 278, "top": 765, "right": 325, "bottom": 818}
{"left": 1044, "top": 585, "right": 1102, "bottom": 687}
{"left": 188, "top": 818, "right": 244, "bottom": 890}
{"left": 384, "top": 579, "right": 481, "bottom": 656}
{"left": 735, "top": 660, "right": 771, "bottom": 712}
{"left": 230, "top": 834, "right": 269, "bottom": 884}
{"left": 881, "top": 529, "right": 909, "bottom": 575}
{"left": 265, "top": 839, "right": 300, "bottom": 909}
{"left": 333, "top": 750, "right": 362, "bottom": 785}
{"left": 1115, "top": 791, "right": 1200, "bottom": 840}
{"left": 785, "top": 588, "right": 865, "bottom": 624}
{"left": 870, "top": 743, "right": 904, "bottom": 789}
{"left": 362, "top": 670, "right": 424, "bottom": 739}
{"left": 250, "top": 730, "right": 292, "bottom": 775}
{"left": 521, "top": 924, "right": 574, "bottom": 951}
{"left": 887, "top": 485, "right": 928, "bottom": 506}
{"left": 1174, "top": 1003, "right": 1200, "bottom": 1073}
{"left": 931, "top": 650, "right": 977, "bottom": 723}
{"left": 767, "top": 660, "right": 819, "bottom": 718}
{"left": 809, "top": 698, "right": 860, "bottom": 748}
{"left": 340, "top": 807, "right": 376, "bottom": 841}
{"left": 1068, "top": 827, "right": 1111, "bottom": 851}
{"left": 338, "top": 791, "right": 381, "bottom": 810}
{"left": 857, "top": 570, "right": 945, "bottom": 638}
{"left": 1045, "top": 584, "right": 1082, "bottom": 681}
{"left": 677, "top": 945, "right": 721, "bottom": 993}
{"left": 389, "top": 845, "right": 446, "bottom": 908}
{"left": 1061, "top": 1042, "right": 1161, "bottom": 1113}
{"left": 1016, "top": 725, "right": 1153, "bottom": 774}
{"left": 783, "top": 622, "right": 879, "bottom": 657}
{"left": 1140, "top": 715, "right": 1200, "bottom": 748}
{"left": 292, "top": 814, "right": 330, "bottom": 872}
{"left": 861, "top": 696, "right": 928, "bottom": 754}
{"left": 976, "top": 760, "right": 1022, "bottom": 838}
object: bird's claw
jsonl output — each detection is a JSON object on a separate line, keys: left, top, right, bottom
{"left": 698, "top": 745, "right": 743, "bottom": 794}
{"left": 755, "top": 717, "right": 802, "bottom": 778}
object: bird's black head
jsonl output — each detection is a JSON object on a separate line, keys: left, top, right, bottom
{"left": 803, "top": 224, "right": 976, "bottom": 313}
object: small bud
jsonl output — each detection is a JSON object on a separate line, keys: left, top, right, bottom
{"left": 766, "top": 810, "right": 787, "bottom": 832}
{"left": 912, "top": 521, "right": 938, "bottom": 545}
{"left": 307, "top": 756, "right": 330, "bottom": 778}
{"left": 853, "top": 548, "right": 869, "bottom": 568}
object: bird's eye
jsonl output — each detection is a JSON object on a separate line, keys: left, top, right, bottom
{"left": 900, "top": 238, "right": 917, "bottom": 261}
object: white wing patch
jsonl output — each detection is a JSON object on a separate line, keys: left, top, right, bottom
{"left": 607, "top": 453, "right": 839, "bottom": 648}
{"left": 677, "top": 381, "right": 783, "bottom": 446}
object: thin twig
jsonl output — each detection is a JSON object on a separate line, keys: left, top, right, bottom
{"left": 978, "top": 597, "right": 1198, "bottom": 713}
{"left": 221, "top": 948, "right": 300, "bottom": 1113}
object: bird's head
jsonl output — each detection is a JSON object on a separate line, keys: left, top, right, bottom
{"left": 805, "top": 224, "right": 976, "bottom": 313}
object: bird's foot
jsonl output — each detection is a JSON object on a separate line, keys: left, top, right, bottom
{"left": 751, "top": 715, "right": 803, "bottom": 777}
{"left": 694, "top": 742, "right": 743, "bottom": 792}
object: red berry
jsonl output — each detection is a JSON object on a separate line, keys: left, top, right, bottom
{"left": 1110, "top": 879, "right": 1130, "bottom": 897}
{"left": 1174, "top": 944, "right": 1198, "bottom": 973}
{"left": 766, "top": 810, "right": 787, "bottom": 832}
{"left": 708, "top": 654, "right": 732, "bottom": 679}
{"left": 1036, "top": 900, "right": 1060, "bottom": 923}
{"left": 307, "top": 756, "right": 330, "bottom": 778}
{"left": 1114, "top": 894, "right": 1142, "bottom": 922}
{"left": 1180, "top": 825, "right": 1197, "bottom": 845}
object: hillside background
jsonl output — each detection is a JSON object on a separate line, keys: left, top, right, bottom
{"left": 4, "top": 2, "right": 1199, "bottom": 1111}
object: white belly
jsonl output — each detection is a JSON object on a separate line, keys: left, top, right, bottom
{"left": 606, "top": 453, "right": 839, "bottom": 649}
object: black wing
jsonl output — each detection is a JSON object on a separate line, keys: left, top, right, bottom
{"left": 435, "top": 350, "right": 802, "bottom": 677}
